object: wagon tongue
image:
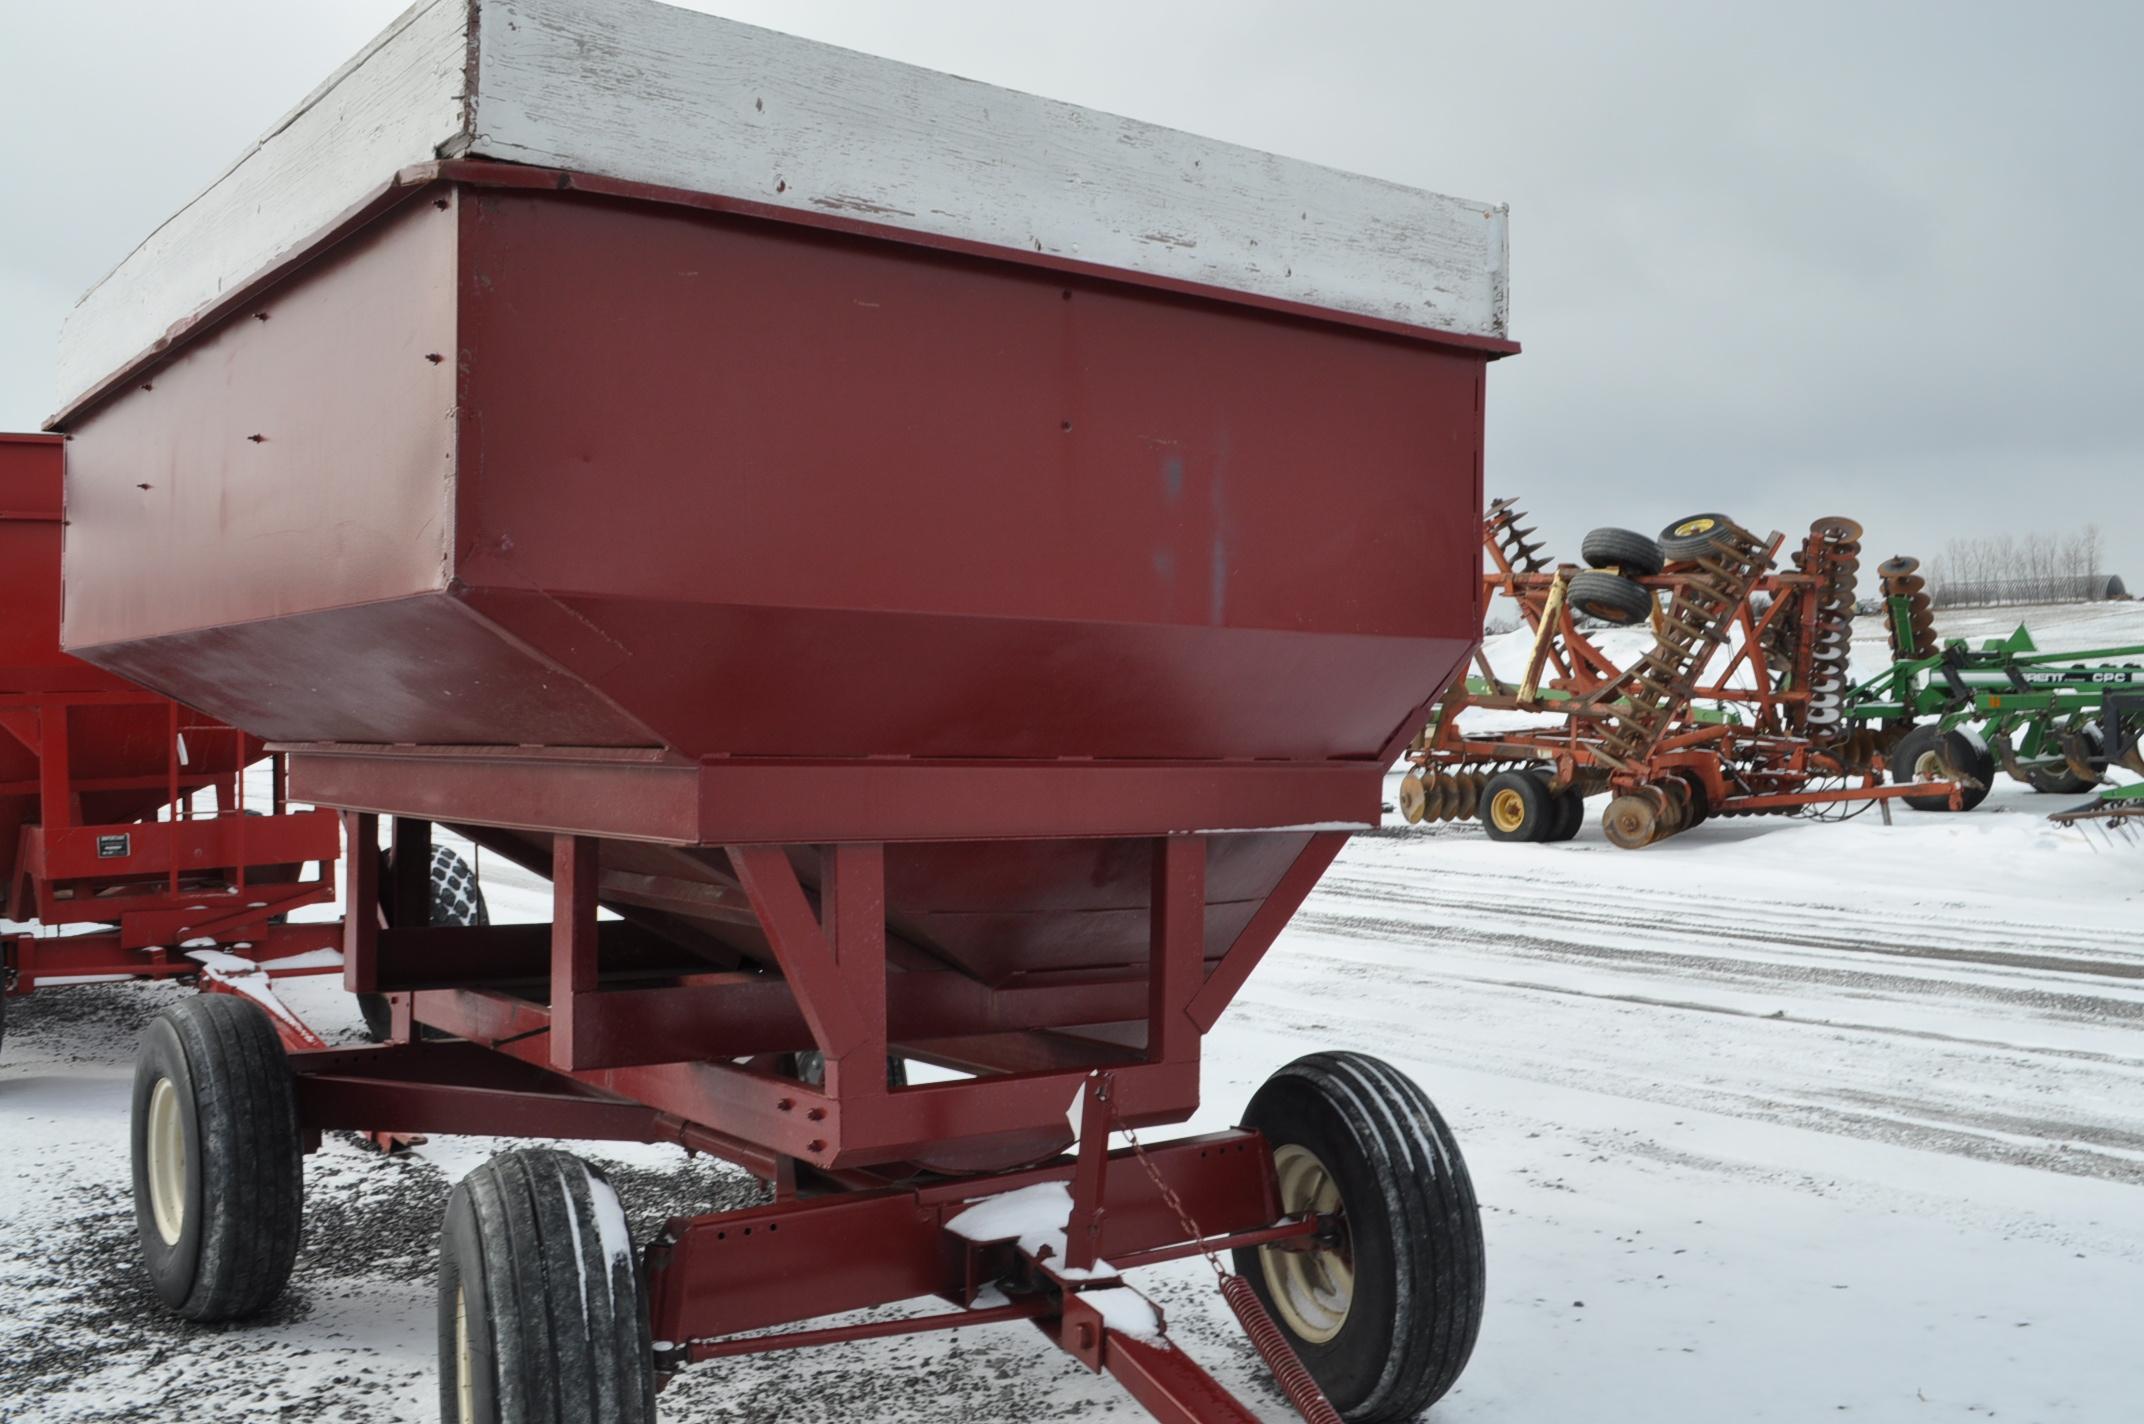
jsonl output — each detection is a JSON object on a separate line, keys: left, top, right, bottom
{"left": 1005, "top": 1071, "right": 1345, "bottom": 1424}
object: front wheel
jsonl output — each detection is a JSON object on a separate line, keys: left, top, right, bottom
{"left": 131, "top": 995, "right": 304, "bottom": 1320}
{"left": 1234, "top": 1052, "right": 1485, "bottom": 1422}
{"left": 438, "top": 1149, "right": 656, "bottom": 1423}
{"left": 1480, "top": 770, "right": 1556, "bottom": 844}
{"left": 1891, "top": 725, "right": 1992, "bottom": 812}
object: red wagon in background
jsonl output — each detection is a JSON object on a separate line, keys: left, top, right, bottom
{"left": 50, "top": 3, "right": 1516, "bottom": 1419}
{"left": 0, "top": 433, "right": 340, "bottom": 1053}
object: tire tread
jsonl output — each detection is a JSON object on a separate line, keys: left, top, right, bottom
{"left": 442, "top": 1149, "right": 654, "bottom": 1424}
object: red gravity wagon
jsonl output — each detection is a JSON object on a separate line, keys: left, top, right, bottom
{"left": 0, "top": 433, "right": 340, "bottom": 1053}
{"left": 48, "top": 2, "right": 1515, "bottom": 1418}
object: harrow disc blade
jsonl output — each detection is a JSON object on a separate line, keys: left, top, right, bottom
{"left": 1397, "top": 773, "right": 1427, "bottom": 825}
{"left": 1602, "top": 794, "right": 1663, "bottom": 850}
{"left": 1456, "top": 773, "right": 1484, "bottom": 820}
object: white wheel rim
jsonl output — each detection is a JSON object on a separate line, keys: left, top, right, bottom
{"left": 456, "top": 1284, "right": 476, "bottom": 1424}
{"left": 1260, "top": 1143, "right": 1353, "bottom": 1344}
{"left": 146, "top": 1076, "right": 187, "bottom": 1247}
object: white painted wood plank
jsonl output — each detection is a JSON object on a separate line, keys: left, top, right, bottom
{"left": 471, "top": 0, "right": 1508, "bottom": 342}
{"left": 58, "top": 0, "right": 1511, "bottom": 415}
{"left": 54, "top": 0, "right": 473, "bottom": 414}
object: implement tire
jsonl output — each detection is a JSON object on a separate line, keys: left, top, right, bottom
{"left": 1658, "top": 512, "right": 1738, "bottom": 562}
{"left": 1891, "top": 725, "right": 1992, "bottom": 812}
{"left": 1580, "top": 527, "right": 1666, "bottom": 577}
{"left": 1544, "top": 785, "right": 1586, "bottom": 843}
{"left": 1480, "top": 771, "right": 1556, "bottom": 843}
{"left": 1566, "top": 571, "right": 1653, "bottom": 626}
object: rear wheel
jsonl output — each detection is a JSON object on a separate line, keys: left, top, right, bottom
{"left": 360, "top": 843, "right": 492, "bottom": 1042}
{"left": 2026, "top": 725, "right": 2104, "bottom": 795}
{"left": 1234, "top": 1053, "right": 1484, "bottom": 1422}
{"left": 131, "top": 995, "right": 303, "bottom": 1320}
{"left": 1480, "top": 771, "right": 1555, "bottom": 843}
{"left": 438, "top": 1149, "right": 656, "bottom": 1424}
{"left": 1543, "top": 784, "right": 1586, "bottom": 843}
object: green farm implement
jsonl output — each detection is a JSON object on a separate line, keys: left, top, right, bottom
{"left": 1851, "top": 558, "right": 2144, "bottom": 810}
{"left": 2050, "top": 781, "right": 2144, "bottom": 831}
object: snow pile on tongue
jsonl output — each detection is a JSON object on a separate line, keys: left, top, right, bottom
{"left": 946, "top": 1181, "right": 1074, "bottom": 1259}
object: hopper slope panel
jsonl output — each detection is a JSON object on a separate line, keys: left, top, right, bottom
{"left": 452, "top": 190, "right": 1484, "bottom": 761}
{"left": 476, "top": 829, "right": 1321, "bottom": 988}
{"left": 465, "top": 587, "right": 1461, "bottom": 762}
{"left": 80, "top": 595, "right": 659, "bottom": 749}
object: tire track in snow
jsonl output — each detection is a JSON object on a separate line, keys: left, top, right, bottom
{"left": 1313, "top": 870, "right": 2144, "bottom": 983}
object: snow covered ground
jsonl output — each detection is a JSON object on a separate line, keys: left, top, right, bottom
{"left": 3, "top": 604, "right": 2141, "bottom": 1422}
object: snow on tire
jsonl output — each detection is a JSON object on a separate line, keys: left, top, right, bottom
{"left": 438, "top": 1148, "right": 656, "bottom": 1424}
{"left": 1233, "top": 1051, "right": 1484, "bottom": 1422}
{"left": 130, "top": 994, "right": 304, "bottom": 1321}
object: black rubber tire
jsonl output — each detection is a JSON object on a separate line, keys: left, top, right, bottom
{"left": 2025, "top": 762, "right": 2095, "bottom": 795}
{"left": 1543, "top": 785, "right": 1585, "bottom": 843}
{"left": 1670, "top": 770, "right": 1712, "bottom": 828}
{"left": 1579, "top": 527, "right": 1666, "bottom": 577}
{"left": 438, "top": 1149, "right": 657, "bottom": 1424}
{"left": 361, "top": 843, "right": 492, "bottom": 1042}
{"left": 1232, "top": 1052, "right": 1484, "bottom": 1422}
{"left": 427, "top": 843, "right": 491, "bottom": 928}
{"left": 1566, "top": 570, "right": 1653, "bottom": 626}
{"left": 1479, "top": 770, "right": 1556, "bottom": 843}
{"left": 2026, "top": 725, "right": 2104, "bottom": 795}
{"left": 1658, "top": 512, "right": 1738, "bottom": 562}
{"left": 1891, "top": 725, "right": 1992, "bottom": 812}
{"left": 131, "top": 995, "right": 303, "bottom": 1321}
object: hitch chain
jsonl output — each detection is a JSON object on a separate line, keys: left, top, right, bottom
{"left": 1109, "top": 1105, "right": 1343, "bottom": 1424}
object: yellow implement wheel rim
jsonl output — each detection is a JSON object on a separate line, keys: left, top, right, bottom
{"left": 1489, "top": 786, "right": 1530, "bottom": 835}
{"left": 1913, "top": 747, "right": 1947, "bottom": 781}
{"left": 1259, "top": 1144, "right": 1353, "bottom": 1344}
{"left": 1673, "top": 517, "right": 1718, "bottom": 538}
{"left": 456, "top": 1284, "right": 476, "bottom": 1424}
{"left": 146, "top": 1076, "right": 187, "bottom": 1248}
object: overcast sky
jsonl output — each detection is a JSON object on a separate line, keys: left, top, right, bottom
{"left": 1, "top": 1, "right": 2136, "bottom": 566}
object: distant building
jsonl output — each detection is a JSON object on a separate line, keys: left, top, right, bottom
{"left": 1931, "top": 574, "right": 2129, "bottom": 607}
